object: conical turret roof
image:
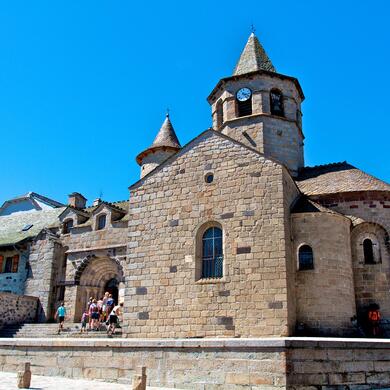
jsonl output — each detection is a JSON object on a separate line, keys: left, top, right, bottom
{"left": 136, "top": 114, "right": 181, "bottom": 165}
{"left": 150, "top": 114, "right": 181, "bottom": 149}
{"left": 233, "top": 33, "right": 275, "bottom": 75}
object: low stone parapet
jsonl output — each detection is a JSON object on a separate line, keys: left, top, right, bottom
{"left": 0, "top": 337, "right": 389, "bottom": 388}
{"left": 0, "top": 292, "right": 38, "bottom": 329}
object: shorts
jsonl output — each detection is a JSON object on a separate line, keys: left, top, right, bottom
{"left": 58, "top": 316, "right": 64, "bottom": 323}
{"left": 81, "top": 321, "right": 87, "bottom": 328}
{"left": 91, "top": 312, "right": 99, "bottom": 320}
{"left": 109, "top": 315, "right": 118, "bottom": 324}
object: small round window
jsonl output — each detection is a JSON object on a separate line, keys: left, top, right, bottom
{"left": 205, "top": 173, "right": 214, "bottom": 184}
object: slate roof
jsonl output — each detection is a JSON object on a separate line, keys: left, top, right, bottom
{"left": 233, "top": 33, "right": 276, "bottom": 75}
{"left": 0, "top": 207, "right": 66, "bottom": 247}
{"left": 296, "top": 162, "right": 390, "bottom": 196}
{"left": 84, "top": 200, "right": 129, "bottom": 214}
{"left": 136, "top": 115, "right": 181, "bottom": 165}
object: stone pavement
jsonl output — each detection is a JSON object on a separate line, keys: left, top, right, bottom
{"left": 0, "top": 372, "right": 177, "bottom": 390}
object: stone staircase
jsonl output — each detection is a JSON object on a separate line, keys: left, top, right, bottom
{"left": 0, "top": 323, "right": 122, "bottom": 338}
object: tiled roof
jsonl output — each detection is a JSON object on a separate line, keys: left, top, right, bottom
{"left": 296, "top": 162, "right": 390, "bottom": 196}
{"left": 233, "top": 33, "right": 275, "bottom": 75}
{"left": 0, "top": 207, "right": 66, "bottom": 247}
{"left": 84, "top": 200, "right": 129, "bottom": 214}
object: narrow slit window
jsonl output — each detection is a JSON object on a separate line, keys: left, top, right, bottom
{"left": 216, "top": 100, "right": 223, "bottom": 129}
{"left": 363, "top": 239, "right": 375, "bottom": 264}
{"left": 298, "top": 245, "right": 314, "bottom": 270}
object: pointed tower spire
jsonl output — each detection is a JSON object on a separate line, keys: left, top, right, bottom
{"left": 233, "top": 33, "right": 275, "bottom": 75}
{"left": 136, "top": 114, "right": 181, "bottom": 178}
{"left": 150, "top": 113, "right": 181, "bottom": 150}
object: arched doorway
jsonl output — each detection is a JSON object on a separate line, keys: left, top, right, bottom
{"left": 72, "top": 256, "right": 124, "bottom": 321}
{"left": 105, "top": 278, "right": 119, "bottom": 304}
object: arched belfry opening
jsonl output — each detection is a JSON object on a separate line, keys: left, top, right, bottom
{"left": 72, "top": 256, "right": 124, "bottom": 321}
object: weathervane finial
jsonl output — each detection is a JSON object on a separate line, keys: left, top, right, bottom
{"left": 166, "top": 108, "right": 170, "bottom": 118}
{"left": 251, "top": 23, "right": 256, "bottom": 34}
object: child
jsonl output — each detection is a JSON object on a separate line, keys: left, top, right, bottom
{"left": 54, "top": 302, "right": 66, "bottom": 334}
{"left": 80, "top": 310, "right": 89, "bottom": 333}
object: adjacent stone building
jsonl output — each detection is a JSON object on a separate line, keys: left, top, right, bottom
{"left": 1, "top": 33, "right": 389, "bottom": 337}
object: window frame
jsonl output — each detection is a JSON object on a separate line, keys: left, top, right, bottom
{"left": 363, "top": 238, "right": 376, "bottom": 264}
{"left": 195, "top": 222, "right": 226, "bottom": 282}
{"left": 298, "top": 244, "right": 314, "bottom": 271}
{"left": 270, "top": 89, "right": 285, "bottom": 117}
{"left": 63, "top": 219, "right": 74, "bottom": 234}
{"left": 97, "top": 214, "right": 107, "bottom": 230}
{"left": 201, "top": 226, "right": 223, "bottom": 279}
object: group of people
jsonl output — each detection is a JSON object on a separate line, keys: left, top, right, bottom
{"left": 81, "top": 292, "right": 123, "bottom": 335}
{"left": 54, "top": 292, "right": 123, "bottom": 336}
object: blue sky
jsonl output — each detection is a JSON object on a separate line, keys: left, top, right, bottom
{"left": 1, "top": 1, "right": 389, "bottom": 205}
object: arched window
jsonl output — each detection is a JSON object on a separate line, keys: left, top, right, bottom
{"left": 202, "top": 227, "right": 223, "bottom": 278}
{"left": 236, "top": 87, "right": 252, "bottom": 117}
{"left": 97, "top": 214, "right": 106, "bottom": 230}
{"left": 298, "top": 245, "right": 314, "bottom": 270}
{"left": 270, "top": 89, "right": 284, "bottom": 117}
{"left": 63, "top": 219, "right": 73, "bottom": 234}
{"left": 363, "top": 238, "right": 375, "bottom": 264}
{"left": 216, "top": 100, "right": 223, "bottom": 129}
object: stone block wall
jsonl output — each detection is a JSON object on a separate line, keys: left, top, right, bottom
{"left": 209, "top": 74, "right": 304, "bottom": 176}
{"left": 292, "top": 213, "right": 356, "bottom": 335}
{"left": 1, "top": 338, "right": 390, "bottom": 389}
{"left": 313, "top": 192, "right": 390, "bottom": 321}
{"left": 0, "top": 292, "right": 38, "bottom": 329}
{"left": 124, "top": 132, "right": 293, "bottom": 338}
{"left": 286, "top": 338, "right": 390, "bottom": 389}
{"left": 24, "top": 232, "right": 62, "bottom": 321}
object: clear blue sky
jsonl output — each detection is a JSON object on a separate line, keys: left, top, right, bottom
{"left": 1, "top": 1, "right": 389, "bottom": 206}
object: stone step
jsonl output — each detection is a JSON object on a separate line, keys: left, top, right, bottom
{"left": 0, "top": 322, "right": 122, "bottom": 338}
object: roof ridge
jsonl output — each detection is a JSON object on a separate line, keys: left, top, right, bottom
{"left": 233, "top": 33, "right": 275, "bottom": 76}
{"left": 301, "top": 161, "right": 351, "bottom": 171}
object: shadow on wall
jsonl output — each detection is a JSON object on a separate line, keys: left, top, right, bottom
{"left": 0, "top": 292, "right": 39, "bottom": 329}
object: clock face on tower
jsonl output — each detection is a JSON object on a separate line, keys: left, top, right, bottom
{"left": 236, "top": 87, "right": 252, "bottom": 102}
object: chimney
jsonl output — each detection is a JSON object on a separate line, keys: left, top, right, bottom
{"left": 68, "top": 192, "right": 87, "bottom": 209}
{"left": 93, "top": 198, "right": 102, "bottom": 207}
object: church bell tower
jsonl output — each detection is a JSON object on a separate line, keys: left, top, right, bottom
{"left": 207, "top": 33, "right": 305, "bottom": 176}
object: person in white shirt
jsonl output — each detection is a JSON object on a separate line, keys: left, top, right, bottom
{"left": 107, "top": 302, "right": 123, "bottom": 335}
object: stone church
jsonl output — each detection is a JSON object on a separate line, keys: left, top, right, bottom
{"left": 1, "top": 33, "right": 389, "bottom": 338}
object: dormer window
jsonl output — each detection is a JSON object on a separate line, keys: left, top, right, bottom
{"left": 236, "top": 88, "right": 252, "bottom": 117}
{"left": 270, "top": 89, "right": 284, "bottom": 117}
{"left": 97, "top": 214, "right": 107, "bottom": 230}
{"left": 63, "top": 219, "right": 73, "bottom": 234}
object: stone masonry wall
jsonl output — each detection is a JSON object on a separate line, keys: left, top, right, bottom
{"left": 292, "top": 213, "right": 356, "bottom": 335}
{"left": 210, "top": 74, "right": 304, "bottom": 175}
{"left": 0, "top": 292, "right": 38, "bottom": 329}
{"left": 1, "top": 338, "right": 390, "bottom": 389}
{"left": 314, "top": 194, "right": 390, "bottom": 321}
{"left": 24, "top": 232, "right": 61, "bottom": 321}
{"left": 124, "top": 131, "right": 293, "bottom": 338}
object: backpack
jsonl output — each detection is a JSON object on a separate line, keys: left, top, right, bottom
{"left": 369, "top": 310, "right": 380, "bottom": 321}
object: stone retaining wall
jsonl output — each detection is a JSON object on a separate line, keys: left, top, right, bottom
{"left": 0, "top": 337, "right": 390, "bottom": 389}
{"left": 0, "top": 292, "right": 38, "bottom": 329}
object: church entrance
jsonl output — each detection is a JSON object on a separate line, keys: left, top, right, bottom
{"left": 71, "top": 256, "right": 124, "bottom": 321}
{"left": 105, "top": 278, "right": 119, "bottom": 304}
